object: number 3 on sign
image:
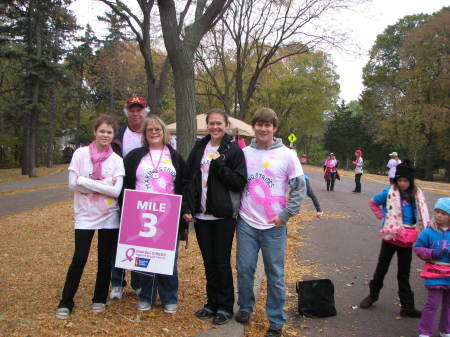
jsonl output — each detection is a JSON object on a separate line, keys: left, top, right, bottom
{"left": 140, "top": 213, "right": 158, "bottom": 237}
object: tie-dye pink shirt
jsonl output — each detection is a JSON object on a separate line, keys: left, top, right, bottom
{"left": 195, "top": 142, "right": 223, "bottom": 220}
{"left": 135, "top": 146, "right": 176, "bottom": 194}
{"left": 239, "top": 145, "right": 303, "bottom": 229}
{"left": 69, "top": 146, "right": 125, "bottom": 230}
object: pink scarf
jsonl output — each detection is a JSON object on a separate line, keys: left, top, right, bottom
{"left": 89, "top": 141, "right": 113, "bottom": 180}
{"left": 380, "top": 186, "right": 431, "bottom": 241}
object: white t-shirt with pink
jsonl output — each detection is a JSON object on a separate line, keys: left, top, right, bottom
{"left": 69, "top": 146, "right": 125, "bottom": 230}
{"left": 136, "top": 146, "right": 176, "bottom": 194}
{"left": 122, "top": 127, "right": 143, "bottom": 158}
{"left": 239, "top": 144, "right": 303, "bottom": 230}
{"left": 195, "top": 141, "right": 222, "bottom": 221}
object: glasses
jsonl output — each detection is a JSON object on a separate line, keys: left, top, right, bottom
{"left": 147, "top": 127, "right": 162, "bottom": 133}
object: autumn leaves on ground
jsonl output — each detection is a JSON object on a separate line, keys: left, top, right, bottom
{"left": 0, "top": 195, "right": 336, "bottom": 337}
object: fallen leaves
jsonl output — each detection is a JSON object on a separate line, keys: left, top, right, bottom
{"left": 0, "top": 200, "right": 212, "bottom": 336}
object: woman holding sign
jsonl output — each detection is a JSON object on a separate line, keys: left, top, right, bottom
{"left": 182, "top": 109, "right": 247, "bottom": 325}
{"left": 56, "top": 115, "right": 125, "bottom": 319}
{"left": 121, "top": 115, "right": 186, "bottom": 313}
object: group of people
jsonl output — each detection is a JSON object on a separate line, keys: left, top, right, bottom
{"left": 55, "top": 97, "right": 306, "bottom": 337}
{"left": 54, "top": 95, "right": 449, "bottom": 337}
{"left": 323, "top": 150, "right": 404, "bottom": 193}
{"left": 322, "top": 150, "right": 363, "bottom": 193}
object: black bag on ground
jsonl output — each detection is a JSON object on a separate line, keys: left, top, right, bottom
{"left": 296, "top": 279, "right": 337, "bottom": 318}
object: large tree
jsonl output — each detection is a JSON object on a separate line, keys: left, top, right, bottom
{"left": 397, "top": 8, "right": 450, "bottom": 180}
{"left": 157, "top": 0, "right": 231, "bottom": 157}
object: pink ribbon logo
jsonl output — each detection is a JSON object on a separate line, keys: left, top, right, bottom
{"left": 248, "top": 178, "right": 285, "bottom": 220}
{"left": 122, "top": 248, "right": 135, "bottom": 262}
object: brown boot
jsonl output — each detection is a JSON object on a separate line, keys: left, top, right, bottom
{"left": 359, "top": 295, "right": 377, "bottom": 309}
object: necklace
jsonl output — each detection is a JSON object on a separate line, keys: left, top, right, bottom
{"left": 149, "top": 146, "right": 165, "bottom": 179}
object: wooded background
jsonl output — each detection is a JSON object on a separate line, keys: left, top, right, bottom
{"left": 0, "top": 1, "right": 448, "bottom": 181}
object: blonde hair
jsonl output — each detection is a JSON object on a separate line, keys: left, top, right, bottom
{"left": 142, "top": 115, "right": 171, "bottom": 147}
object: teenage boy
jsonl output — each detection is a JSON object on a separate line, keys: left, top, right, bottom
{"left": 235, "top": 108, "right": 306, "bottom": 337}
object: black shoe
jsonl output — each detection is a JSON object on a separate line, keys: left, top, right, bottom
{"left": 195, "top": 308, "right": 216, "bottom": 319}
{"left": 400, "top": 307, "right": 421, "bottom": 318}
{"left": 212, "top": 313, "right": 231, "bottom": 325}
{"left": 265, "top": 328, "right": 282, "bottom": 337}
{"left": 235, "top": 311, "right": 251, "bottom": 324}
{"left": 359, "top": 295, "right": 377, "bottom": 309}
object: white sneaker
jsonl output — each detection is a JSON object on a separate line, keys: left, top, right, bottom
{"left": 440, "top": 332, "right": 450, "bottom": 337}
{"left": 91, "top": 302, "right": 106, "bottom": 313}
{"left": 164, "top": 304, "right": 177, "bottom": 314}
{"left": 138, "top": 300, "right": 151, "bottom": 311}
{"left": 316, "top": 211, "right": 324, "bottom": 218}
{"left": 110, "top": 286, "right": 124, "bottom": 299}
{"left": 55, "top": 307, "right": 70, "bottom": 320}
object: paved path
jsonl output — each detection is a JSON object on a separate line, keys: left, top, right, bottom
{"left": 288, "top": 169, "right": 442, "bottom": 337}
{"left": 0, "top": 170, "right": 67, "bottom": 192}
{"left": 0, "top": 171, "right": 70, "bottom": 216}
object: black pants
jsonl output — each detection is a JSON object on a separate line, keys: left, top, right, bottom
{"left": 194, "top": 218, "right": 235, "bottom": 315}
{"left": 306, "top": 179, "right": 322, "bottom": 212}
{"left": 326, "top": 172, "right": 336, "bottom": 191}
{"left": 354, "top": 173, "right": 362, "bottom": 192}
{"left": 369, "top": 241, "right": 415, "bottom": 308}
{"left": 58, "top": 228, "right": 118, "bottom": 310}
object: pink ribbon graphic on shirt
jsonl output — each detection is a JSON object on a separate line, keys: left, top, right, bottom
{"left": 248, "top": 178, "right": 286, "bottom": 220}
{"left": 149, "top": 171, "right": 174, "bottom": 194}
{"left": 122, "top": 248, "right": 135, "bottom": 262}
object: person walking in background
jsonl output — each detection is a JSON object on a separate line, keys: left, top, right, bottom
{"left": 120, "top": 115, "right": 186, "bottom": 313}
{"left": 110, "top": 96, "right": 149, "bottom": 300}
{"left": 182, "top": 109, "right": 247, "bottom": 325}
{"left": 56, "top": 115, "right": 125, "bottom": 319}
{"left": 323, "top": 153, "right": 339, "bottom": 191}
{"left": 235, "top": 108, "right": 306, "bottom": 337}
{"left": 415, "top": 197, "right": 450, "bottom": 337}
{"left": 387, "top": 152, "right": 402, "bottom": 185}
{"left": 360, "top": 161, "right": 430, "bottom": 318}
{"left": 352, "top": 149, "right": 363, "bottom": 193}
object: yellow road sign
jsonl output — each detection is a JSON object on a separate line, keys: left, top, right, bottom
{"left": 288, "top": 133, "right": 297, "bottom": 143}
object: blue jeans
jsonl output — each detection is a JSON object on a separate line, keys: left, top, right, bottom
{"left": 139, "top": 247, "right": 179, "bottom": 305}
{"left": 236, "top": 218, "right": 287, "bottom": 330}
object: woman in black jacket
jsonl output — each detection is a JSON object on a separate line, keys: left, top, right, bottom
{"left": 182, "top": 109, "right": 247, "bottom": 325}
{"left": 119, "top": 115, "right": 186, "bottom": 314}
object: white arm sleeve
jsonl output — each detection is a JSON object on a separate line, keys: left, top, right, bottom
{"left": 68, "top": 170, "right": 93, "bottom": 194}
{"left": 77, "top": 176, "right": 124, "bottom": 198}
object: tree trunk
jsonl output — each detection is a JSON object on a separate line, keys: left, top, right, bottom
{"left": 21, "top": 124, "right": 29, "bottom": 175}
{"left": 75, "top": 75, "right": 82, "bottom": 148}
{"left": 47, "top": 85, "right": 56, "bottom": 168}
{"left": 109, "top": 71, "right": 115, "bottom": 115}
{"left": 424, "top": 148, "right": 434, "bottom": 181}
{"left": 444, "top": 160, "right": 450, "bottom": 182}
{"left": 172, "top": 64, "right": 197, "bottom": 159}
{"left": 27, "top": 2, "right": 42, "bottom": 177}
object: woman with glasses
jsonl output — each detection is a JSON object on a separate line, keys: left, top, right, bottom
{"left": 119, "top": 115, "right": 186, "bottom": 313}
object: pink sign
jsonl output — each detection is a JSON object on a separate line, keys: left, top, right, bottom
{"left": 115, "top": 189, "right": 182, "bottom": 275}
